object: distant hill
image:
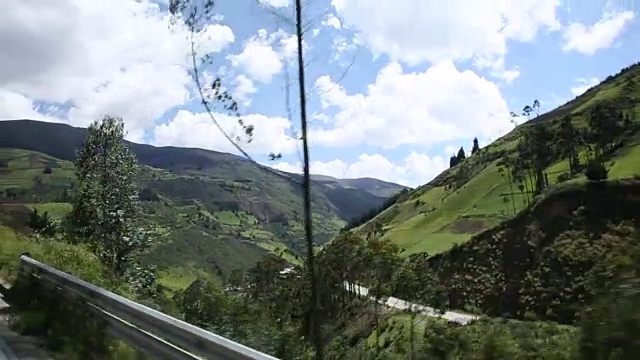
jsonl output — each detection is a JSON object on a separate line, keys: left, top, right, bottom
{"left": 309, "top": 174, "right": 409, "bottom": 198}
{"left": 0, "top": 120, "right": 405, "bottom": 277}
{"left": 353, "top": 61, "right": 640, "bottom": 256}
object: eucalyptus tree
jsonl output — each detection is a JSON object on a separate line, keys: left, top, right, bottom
{"left": 66, "top": 115, "right": 153, "bottom": 286}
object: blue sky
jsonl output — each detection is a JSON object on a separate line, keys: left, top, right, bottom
{"left": 1, "top": 0, "right": 638, "bottom": 186}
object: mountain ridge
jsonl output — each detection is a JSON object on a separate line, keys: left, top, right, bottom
{"left": 0, "top": 119, "right": 407, "bottom": 195}
{"left": 0, "top": 119, "right": 405, "bottom": 278}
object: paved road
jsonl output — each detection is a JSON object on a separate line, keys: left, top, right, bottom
{"left": 344, "top": 282, "right": 479, "bottom": 325}
{"left": 0, "top": 280, "right": 52, "bottom": 360}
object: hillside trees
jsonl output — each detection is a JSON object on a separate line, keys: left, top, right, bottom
{"left": 587, "top": 103, "right": 625, "bottom": 160}
{"left": 65, "top": 116, "right": 154, "bottom": 288}
{"left": 498, "top": 122, "right": 554, "bottom": 208}
{"left": 526, "top": 122, "right": 555, "bottom": 193}
{"left": 497, "top": 154, "right": 518, "bottom": 214}
{"left": 556, "top": 115, "right": 581, "bottom": 175}
{"left": 532, "top": 99, "right": 540, "bottom": 117}
{"left": 449, "top": 147, "right": 467, "bottom": 168}
{"left": 471, "top": 137, "right": 480, "bottom": 154}
{"left": 522, "top": 105, "right": 533, "bottom": 120}
{"left": 499, "top": 99, "right": 630, "bottom": 209}
{"left": 449, "top": 154, "right": 458, "bottom": 168}
{"left": 457, "top": 147, "right": 466, "bottom": 162}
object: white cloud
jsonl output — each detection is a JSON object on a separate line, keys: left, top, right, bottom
{"left": 0, "top": 90, "right": 61, "bottom": 123}
{"left": 232, "top": 75, "right": 257, "bottom": 106}
{"left": 258, "top": 0, "right": 290, "bottom": 8}
{"left": 330, "top": 36, "right": 357, "bottom": 63}
{"left": 0, "top": 0, "right": 235, "bottom": 140}
{"left": 310, "top": 60, "right": 512, "bottom": 149}
{"left": 273, "top": 151, "right": 447, "bottom": 187}
{"left": 570, "top": 77, "right": 600, "bottom": 96}
{"left": 227, "top": 29, "right": 300, "bottom": 84}
{"left": 153, "top": 110, "right": 298, "bottom": 157}
{"left": 561, "top": 11, "right": 635, "bottom": 55}
{"left": 228, "top": 30, "right": 283, "bottom": 83}
{"left": 331, "top": 0, "right": 560, "bottom": 79}
{"left": 322, "top": 14, "right": 342, "bottom": 29}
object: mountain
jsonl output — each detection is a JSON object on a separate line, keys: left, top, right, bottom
{"left": 0, "top": 120, "right": 405, "bottom": 279}
{"left": 353, "top": 61, "right": 640, "bottom": 257}
{"left": 309, "top": 175, "right": 409, "bottom": 198}
{"left": 280, "top": 173, "right": 409, "bottom": 220}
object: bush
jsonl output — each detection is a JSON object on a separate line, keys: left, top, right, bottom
{"left": 556, "top": 173, "right": 570, "bottom": 183}
{"left": 585, "top": 162, "right": 608, "bottom": 182}
{"left": 28, "top": 209, "right": 58, "bottom": 237}
{"left": 42, "top": 166, "right": 52, "bottom": 174}
{"left": 139, "top": 187, "right": 160, "bottom": 202}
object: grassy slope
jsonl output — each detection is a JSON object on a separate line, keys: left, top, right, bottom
{"left": 0, "top": 119, "right": 403, "bottom": 228}
{"left": 356, "top": 62, "right": 640, "bottom": 257}
{"left": 0, "top": 148, "right": 314, "bottom": 288}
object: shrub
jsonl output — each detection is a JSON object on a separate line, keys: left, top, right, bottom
{"left": 556, "top": 173, "right": 570, "bottom": 183}
{"left": 585, "top": 162, "right": 608, "bottom": 182}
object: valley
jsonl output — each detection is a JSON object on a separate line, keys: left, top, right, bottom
{"left": 0, "top": 125, "right": 406, "bottom": 286}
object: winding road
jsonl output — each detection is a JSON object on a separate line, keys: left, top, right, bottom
{"left": 344, "top": 282, "right": 479, "bottom": 325}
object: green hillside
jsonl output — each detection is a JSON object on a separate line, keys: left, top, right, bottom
{"left": 354, "top": 62, "right": 640, "bottom": 257}
{"left": 0, "top": 125, "right": 404, "bottom": 284}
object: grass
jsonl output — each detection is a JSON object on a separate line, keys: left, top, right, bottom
{"left": 0, "top": 225, "right": 148, "bottom": 360}
{"left": 355, "top": 63, "right": 640, "bottom": 258}
{"left": 26, "top": 203, "right": 72, "bottom": 219}
{"left": 0, "top": 145, "right": 362, "bottom": 277}
{"left": 0, "top": 225, "right": 106, "bottom": 286}
{"left": 255, "top": 240, "right": 302, "bottom": 265}
{"left": 157, "top": 265, "right": 218, "bottom": 292}
{"left": 331, "top": 310, "right": 578, "bottom": 359}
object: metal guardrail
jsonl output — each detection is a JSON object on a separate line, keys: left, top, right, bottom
{"left": 17, "top": 255, "right": 280, "bottom": 360}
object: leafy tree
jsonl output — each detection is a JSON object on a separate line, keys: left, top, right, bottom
{"left": 65, "top": 116, "right": 153, "bottom": 280}
{"left": 522, "top": 105, "right": 533, "bottom": 120}
{"left": 449, "top": 154, "right": 459, "bottom": 168}
{"left": 180, "top": 279, "right": 230, "bottom": 329}
{"left": 587, "top": 104, "right": 624, "bottom": 158}
{"left": 532, "top": 99, "right": 540, "bottom": 117}
{"left": 28, "top": 208, "right": 57, "bottom": 237}
{"left": 556, "top": 115, "right": 581, "bottom": 175}
{"left": 456, "top": 147, "right": 466, "bottom": 162}
{"left": 471, "top": 137, "right": 480, "bottom": 155}
{"left": 518, "top": 123, "right": 554, "bottom": 195}
{"left": 497, "top": 154, "right": 518, "bottom": 214}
